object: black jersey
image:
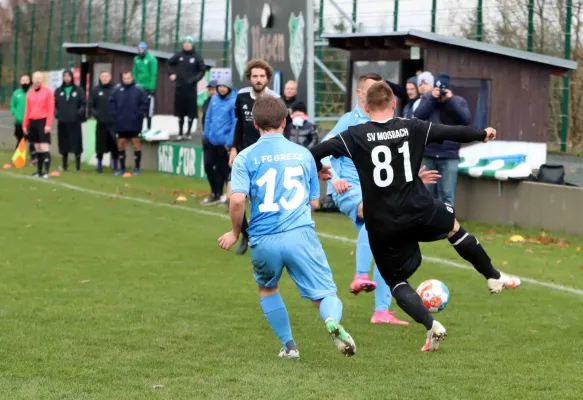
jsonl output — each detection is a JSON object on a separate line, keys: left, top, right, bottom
{"left": 232, "top": 87, "right": 292, "bottom": 150}
{"left": 311, "top": 118, "right": 487, "bottom": 234}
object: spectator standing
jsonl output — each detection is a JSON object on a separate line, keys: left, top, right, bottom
{"left": 10, "top": 74, "right": 36, "bottom": 161}
{"left": 23, "top": 71, "right": 55, "bottom": 178}
{"left": 201, "top": 79, "right": 238, "bottom": 205}
{"left": 89, "top": 71, "right": 118, "bottom": 173}
{"left": 201, "top": 79, "right": 217, "bottom": 132}
{"left": 402, "top": 76, "right": 421, "bottom": 118}
{"left": 168, "top": 36, "right": 207, "bottom": 141}
{"left": 110, "top": 71, "right": 149, "bottom": 177}
{"left": 133, "top": 41, "right": 158, "bottom": 131}
{"left": 414, "top": 72, "right": 472, "bottom": 206}
{"left": 54, "top": 69, "right": 86, "bottom": 172}
{"left": 283, "top": 80, "right": 299, "bottom": 112}
{"left": 288, "top": 102, "right": 318, "bottom": 149}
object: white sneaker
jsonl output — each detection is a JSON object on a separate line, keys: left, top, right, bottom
{"left": 185, "top": 134, "right": 192, "bottom": 140}
{"left": 421, "top": 320, "right": 447, "bottom": 352}
{"left": 41, "top": 173, "right": 49, "bottom": 179}
{"left": 200, "top": 195, "right": 219, "bottom": 206}
{"left": 488, "top": 272, "right": 521, "bottom": 294}
{"left": 278, "top": 347, "right": 300, "bottom": 359}
{"left": 175, "top": 135, "right": 183, "bottom": 141}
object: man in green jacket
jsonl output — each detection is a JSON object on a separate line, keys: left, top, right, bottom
{"left": 10, "top": 73, "right": 36, "bottom": 161}
{"left": 133, "top": 41, "right": 158, "bottom": 130}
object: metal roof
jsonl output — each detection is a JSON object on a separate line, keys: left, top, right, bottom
{"left": 323, "top": 29, "right": 577, "bottom": 71}
{"left": 62, "top": 42, "right": 217, "bottom": 67}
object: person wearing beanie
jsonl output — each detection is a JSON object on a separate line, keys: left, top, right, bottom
{"left": 109, "top": 70, "right": 149, "bottom": 177}
{"left": 288, "top": 102, "right": 319, "bottom": 150}
{"left": 402, "top": 76, "right": 421, "bottom": 119}
{"left": 54, "top": 69, "right": 86, "bottom": 172}
{"left": 168, "top": 35, "right": 207, "bottom": 140}
{"left": 201, "top": 79, "right": 217, "bottom": 132}
{"left": 133, "top": 41, "right": 158, "bottom": 131}
{"left": 414, "top": 72, "right": 472, "bottom": 206}
{"left": 201, "top": 78, "right": 238, "bottom": 205}
{"left": 10, "top": 74, "right": 36, "bottom": 161}
{"left": 89, "top": 70, "right": 118, "bottom": 173}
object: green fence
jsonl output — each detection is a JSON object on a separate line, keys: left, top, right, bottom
{"left": 0, "top": 0, "right": 580, "bottom": 150}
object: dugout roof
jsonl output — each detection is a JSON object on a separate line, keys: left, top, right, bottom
{"left": 323, "top": 29, "right": 577, "bottom": 74}
{"left": 62, "top": 42, "right": 216, "bottom": 68}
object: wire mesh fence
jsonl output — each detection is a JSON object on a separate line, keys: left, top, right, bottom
{"left": 0, "top": 0, "right": 581, "bottom": 150}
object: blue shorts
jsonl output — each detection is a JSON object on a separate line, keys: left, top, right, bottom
{"left": 332, "top": 185, "right": 364, "bottom": 230}
{"left": 249, "top": 226, "right": 337, "bottom": 300}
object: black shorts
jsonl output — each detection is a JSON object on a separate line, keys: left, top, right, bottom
{"left": 118, "top": 131, "right": 140, "bottom": 139}
{"left": 369, "top": 200, "right": 456, "bottom": 287}
{"left": 27, "top": 119, "right": 51, "bottom": 144}
{"left": 14, "top": 124, "right": 24, "bottom": 142}
{"left": 174, "top": 84, "right": 198, "bottom": 119}
{"left": 95, "top": 122, "right": 117, "bottom": 154}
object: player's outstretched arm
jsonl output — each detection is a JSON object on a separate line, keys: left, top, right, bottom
{"left": 425, "top": 121, "right": 496, "bottom": 144}
{"left": 310, "top": 133, "right": 352, "bottom": 171}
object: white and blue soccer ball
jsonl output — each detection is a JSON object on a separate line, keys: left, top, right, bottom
{"left": 416, "top": 279, "right": 450, "bottom": 313}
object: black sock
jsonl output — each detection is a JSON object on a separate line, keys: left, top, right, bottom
{"left": 37, "top": 152, "right": 44, "bottom": 174}
{"left": 134, "top": 150, "right": 142, "bottom": 170}
{"left": 75, "top": 154, "right": 81, "bottom": 171}
{"left": 178, "top": 118, "right": 184, "bottom": 136}
{"left": 44, "top": 152, "right": 51, "bottom": 173}
{"left": 28, "top": 142, "right": 36, "bottom": 158}
{"left": 392, "top": 282, "right": 434, "bottom": 330}
{"left": 62, "top": 154, "right": 68, "bottom": 171}
{"left": 449, "top": 228, "right": 501, "bottom": 280}
{"left": 241, "top": 212, "right": 249, "bottom": 239}
{"left": 187, "top": 118, "right": 195, "bottom": 135}
{"left": 147, "top": 116, "right": 152, "bottom": 130}
{"left": 119, "top": 150, "right": 126, "bottom": 170}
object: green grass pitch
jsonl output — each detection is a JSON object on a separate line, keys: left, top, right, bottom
{"left": 0, "top": 166, "right": 582, "bottom": 399}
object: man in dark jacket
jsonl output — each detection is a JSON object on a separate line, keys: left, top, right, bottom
{"left": 168, "top": 36, "right": 207, "bottom": 141}
{"left": 201, "top": 79, "right": 217, "bottom": 132}
{"left": 288, "top": 102, "right": 318, "bottom": 149}
{"left": 201, "top": 79, "right": 237, "bottom": 205}
{"left": 283, "top": 80, "right": 299, "bottom": 112}
{"left": 414, "top": 72, "right": 472, "bottom": 206}
{"left": 109, "top": 71, "right": 149, "bottom": 177}
{"left": 402, "top": 76, "right": 420, "bottom": 119}
{"left": 54, "top": 69, "right": 86, "bottom": 172}
{"left": 89, "top": 71, "right": 118, "bottom": 173}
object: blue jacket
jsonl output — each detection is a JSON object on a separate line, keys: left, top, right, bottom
{"left": 109, "top": 82, "right": 149, "bottom": 133}
{"left": 203, "top": 88, "right": 238, "bottom": 147}
{"left": 414, "top": 93, "right": 472, "bottom": 159}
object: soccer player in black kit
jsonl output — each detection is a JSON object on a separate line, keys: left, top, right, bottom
{"left": 227, "top": 58, "right": 291, "bottom": 255}
{"left": 310, "top": 82, "right": 521, "bottom": 352}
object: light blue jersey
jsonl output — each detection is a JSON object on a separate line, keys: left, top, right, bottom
{"left": 230, "top": 133, "right": 337, "bottom": 300}
{"left": 322, "top": 105, "right": 370, "bottom": 196}
{"left": 231, "top": 133, "right": 321, "bottom": 237}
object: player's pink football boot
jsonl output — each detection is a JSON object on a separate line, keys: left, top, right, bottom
{"left": 349, "top": 274, "right": 377, "bottom": 295}
{"left": 370, "top": 310, "right": 409, "bottom": 325}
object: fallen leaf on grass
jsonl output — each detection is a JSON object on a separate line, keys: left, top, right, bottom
{"left": 176, "top": 195, "right": 188, "bottom": 203}
{"left": 525, "top": 249, "right": 534, "bottom": 253}
{"left": 483, "top": 229, "right": 497, "bottom": 235}
{"left": 152, "top": 385, "right": 164, "bottom": 390}
{"left": 79, "top": 280, "right": 90, "bottom": 284}
{"left": 349, "top": 250, "right": 354, "bottom": 256}
{"left": 510, "top": 235, "right": 525, "bottom": 243}
{"left": 577, "top": 247, "right": 581, "bottom": 252}
{"left": 503, "top": 261, "right": 508, "bottom": 265}
{"left": 579, "top": 266, "right": 583, "bottom": 271}
{"left": 556, "top": 260, "right": 563, "bottom": 264}
{"left": 541, "top": 231, "right": 547, "bottom": 238}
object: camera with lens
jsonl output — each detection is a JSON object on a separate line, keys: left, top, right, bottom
{"left": 439, "top": 84, "right": 447, "bottom": 98}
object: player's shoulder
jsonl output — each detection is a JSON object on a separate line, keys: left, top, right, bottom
{"left": 237, "top": 87, "right": 253, "bottom": 97}
{"left": 264, "top": 88, "right": 280, "bottom": 98}
{"left": 238, "top": 140, "right": 261, "bottom": 160}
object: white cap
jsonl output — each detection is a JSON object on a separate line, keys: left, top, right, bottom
{"left": 417, "top": 71, "right": 434, "bottom": 88}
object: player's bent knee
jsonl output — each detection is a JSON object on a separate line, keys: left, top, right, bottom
{"left": 448, "top": 219, "right": 461, "bottom": 238}
{"left": 357, "top": 202, "right": 364, "bottom": 220}
{"left": 258, "top": 285, "right": 278, "bottom": 297}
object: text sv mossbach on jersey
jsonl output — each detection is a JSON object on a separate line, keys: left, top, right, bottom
{"left": 367, "top": 128, "right": 410, "bottom": 141}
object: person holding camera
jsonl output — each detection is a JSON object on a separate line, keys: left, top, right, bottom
{"left": 414, "top": 72, "right": 471, "bottom": 206}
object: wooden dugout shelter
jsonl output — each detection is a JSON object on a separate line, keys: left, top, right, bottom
{"left": 62, "top": 42, "right": 216, "bottom": 115}
{"left": 323, "top": 29, "right": 577, "bottom": 143}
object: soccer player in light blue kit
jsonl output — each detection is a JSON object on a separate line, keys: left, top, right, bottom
{"left": 322, "top": 73, "right": 439, "bottom": 325}
{"left": 218, "top": 95, "right": 356, "bottom": 359}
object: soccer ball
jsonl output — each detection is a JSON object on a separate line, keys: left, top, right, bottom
{"left": 416, "top": 279, "right": 450, "bottom": 313}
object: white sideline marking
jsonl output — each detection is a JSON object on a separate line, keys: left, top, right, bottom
{"left": 3, "top": 171, "right": 583, "bottom": 297}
